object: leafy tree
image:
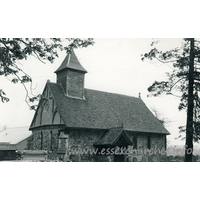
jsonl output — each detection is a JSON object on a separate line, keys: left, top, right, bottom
{"left": 0, "top": 38, "right": 94, "bottom": 109}
{"left": 141, "top": 38, "right": 198, "bottom": 162}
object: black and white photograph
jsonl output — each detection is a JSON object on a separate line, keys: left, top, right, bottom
{"left": 0, "top": 38, "right": 198, "bottom": 162}
{"left": 0, "top": 2, "right": 199, "bottom": 200}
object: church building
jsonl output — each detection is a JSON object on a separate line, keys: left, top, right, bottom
{"left": 28, "top": 50, "right": 170, "bottom": 162}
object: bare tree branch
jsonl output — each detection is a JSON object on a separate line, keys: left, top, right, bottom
{"left": 154, "top": 56, "right": 179, "bottom": 64}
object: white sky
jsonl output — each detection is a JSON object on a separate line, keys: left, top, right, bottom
{"left": 0, "top": 38, "right": 188, "bottom": 145}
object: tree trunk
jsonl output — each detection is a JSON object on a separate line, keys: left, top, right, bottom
{"left": 185, "top": 38, "right": 195, "bottom": 162}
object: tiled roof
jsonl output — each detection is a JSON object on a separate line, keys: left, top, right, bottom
{"left": 54, "top": 50, "right": 87, "bottom": 73}
{"left": 0, "top": 126, "right": 32, "bottom": 145}
{"left": 94, "top": 128, "right": 133, "bottom": 145}
{"left": 41, "top": 82, "right": 169, "bottom": 135}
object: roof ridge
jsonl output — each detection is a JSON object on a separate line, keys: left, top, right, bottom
{"left": 47, "top": 82, "right": 140, "bottom": 99}
{"left": 84, "top": 88, "right": 140, "bottom": 99}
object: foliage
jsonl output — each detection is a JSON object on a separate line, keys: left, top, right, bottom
{"left": 141, "top": 38, "right": 200, "bottom": 142}
{"left": 0, "top": 38, "right": 94, "bottom": 110}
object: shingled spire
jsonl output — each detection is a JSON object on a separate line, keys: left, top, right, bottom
{"left": 54, "top": 50, "right": 87, "bottom": 99}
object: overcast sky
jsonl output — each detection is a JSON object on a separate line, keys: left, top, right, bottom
{"left": 0, "top": 38, "right": 188, "bottom": 145}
